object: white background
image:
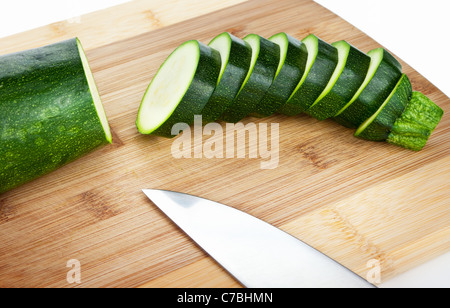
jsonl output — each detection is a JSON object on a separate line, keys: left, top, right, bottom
{"left": 1, "top": 0, "right": 450, "bottom": 98}
{"left": 314, "top": 0, "right": 450, "bottom": 288}
{"left": 0, "top": 0, "right": 448, "bottom": 287}
{"left": 0, "top": 0, "right": 130, "bottom": 38}
{"left": 314, "top": 0, "right": 450, "bottom": 99}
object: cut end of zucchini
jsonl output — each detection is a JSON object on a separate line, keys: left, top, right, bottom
{"left": 268, "top": 32, "right": 288, "bottom": 78}
{"left": 289, "top": 34, "right": 318, "bottom": 99}
{"left": 208, "top": 32, "right": 231, "bottom": 85}
{"left": 136, "top": 40, "right": 200, "bottom": 134}
{"left": 386, "top": 91, "right": 444, "bottom": 151}
{"left": 76, "top": 38, "right": 112, "bottom": 143}
{"left": 240, "top": 34, "right": 261, "bottom": 89}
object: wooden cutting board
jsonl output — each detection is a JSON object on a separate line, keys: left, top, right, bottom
{"left": 0, "top": 0, "right": 449, "bottom": 288}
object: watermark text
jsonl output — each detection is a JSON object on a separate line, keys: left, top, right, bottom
{"left": 171, "top": 115, "right": 279, "bottom": 169}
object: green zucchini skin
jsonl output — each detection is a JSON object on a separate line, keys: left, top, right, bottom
{"left": 387, "top": 91, "right": 444, "bottom": 151}
{"left": 278, "top": 35, "right": 339, "bottom": 116}
{"left": 0, "top": 38, "right": 111, "bottom": 194}
{"left": 201, "top": 32, "right": 252, "bottom": 123}
{"left": 306, "top": 41, "right": 371, "bottom": 120}
{"left": 355, "top": 74, "right": 412, "bottom": 141}
{"left": 149, "top": 41, "right": 221, "bottom": 137}
{"left": 252, "top": 33, "right": 308, "bottom": 117}
{"left": 220, "top": 34, "right": 280, "bottom": 123}
{"left": 135, "top": 32, "right": 443, "bottom": 151}
{"left": 333, "top": 48, "right": 402, "bottom": 128}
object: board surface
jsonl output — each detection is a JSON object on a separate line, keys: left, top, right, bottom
{"left": 0, "top": 0, "right": 449, "bottom": 288}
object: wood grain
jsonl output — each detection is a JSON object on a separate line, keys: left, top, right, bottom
{"left": 0, "top": 0, "right": 246, "bottom": 55}
{"left": 0, "top": 0, "right": 449, "bottom": 288}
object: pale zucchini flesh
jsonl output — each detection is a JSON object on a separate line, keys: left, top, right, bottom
{"left": 77, "top": 38, "right": 112, "bottom": 143}
{"left": 209, "top": 33, "right": 232, "bottom": 85}
{"left": 270, "top": 33, "right": 289, "bottom": 78}
{"left": 137, "top": 41, "right": 200, "bottom": 134}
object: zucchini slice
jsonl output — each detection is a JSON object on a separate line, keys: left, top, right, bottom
{"left": 0, "top": 38, "right": 111, "bottom": 194}
{"left": 136, "top": 40, "right": 221, "bottom": 137}
{"left": 278, "top": 34, "right": 339, "bottom": 116}
{"left": 355, "top": 74, "right": 412, "bottom": 141}
{"left": 386, "top": 91, "right": 444, "bottom": 151}
{"left": 333, "top": 48, "right": 402, "bottom": 128}
{"left": 201, "top": 32, "right": 252, "bottom": 123}
{"left": 252, "top": 32, "right": 308, "bottom": 117}
{"left": 306, "top": 40, "right": 371, "bottom": 120}
{"left": 220, "top": 34, "right": 280, "bottom": 123}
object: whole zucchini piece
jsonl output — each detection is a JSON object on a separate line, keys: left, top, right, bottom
{"left": 0, "top": 38, "right": 112, "bottom": 194}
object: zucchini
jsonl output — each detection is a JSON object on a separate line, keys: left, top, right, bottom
{"left": 251, "top": 32, "right": 308, "bottom": 117}
{"left": 0, "top": 38, "right": 111, "bottom": 194}
{"left": 278, "top": 34, "right": 339, "bottom": 116}
{"left": 136, "top": 40, "right": 221, "bottom": 137}
{"left": 201, "top": 32, "right": 252, "bottom": 123}
{"left": 333, "top": 48, "right": 402, "bottom": 128}
{"left": 220, "top": 34, "right": 280, "bottom": 123}
{"left": 386, "top": 91, "right": 444, "bottom": 151}
{"left": 306, "top": 40, "right": 371, "bottom": 120}
{"left": 355, "top": 74, "right": 412, "bottom": 141}
{"left": 136, "top": 31, "right": 444, "bottom": 151}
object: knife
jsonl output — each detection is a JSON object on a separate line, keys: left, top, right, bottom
{"left": 145, "top": 189, "right": 450, "bottom": 288}
{"left": 143, "top": 189, "right": 376, "bottom": 288}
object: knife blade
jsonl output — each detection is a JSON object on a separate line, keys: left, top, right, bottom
{"left": 142, "top": 189, "right": 375, "bottom": 288}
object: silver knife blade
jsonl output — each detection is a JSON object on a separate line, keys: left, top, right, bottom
{"left": 143, "top": 189, "right": 375, "bottom": 288}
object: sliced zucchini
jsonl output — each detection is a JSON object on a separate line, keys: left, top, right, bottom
{"left": 306, "top": 40, "right": 371, "bottom": 120}
{"left": 333, "top": 48, "right": 402, "bottom": 128}
{"left": 0, "top": 38, "right": 111, "bottom": 194}
{"left": 136, "top": 40, "right": 221, "bottom": 137}
{"left": 251, "top": 32, "right": 308, "bottom": 117}
{"left": 134, "top": 32, "right": 443, "bottom": 152}
{"left": 220, "top": 34, "right": 280, "bottom": 123}
{"left": 277, "top": 34, "right": 339, "bottom": 116}
{"left": 386, "top": 91, "right": 444, "bottom": 151}
{"left": 201, "top": 32, "right": 252, "bottom": 123}
{"left": 355, "top": 74, "right": 412, "bottom": 141}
